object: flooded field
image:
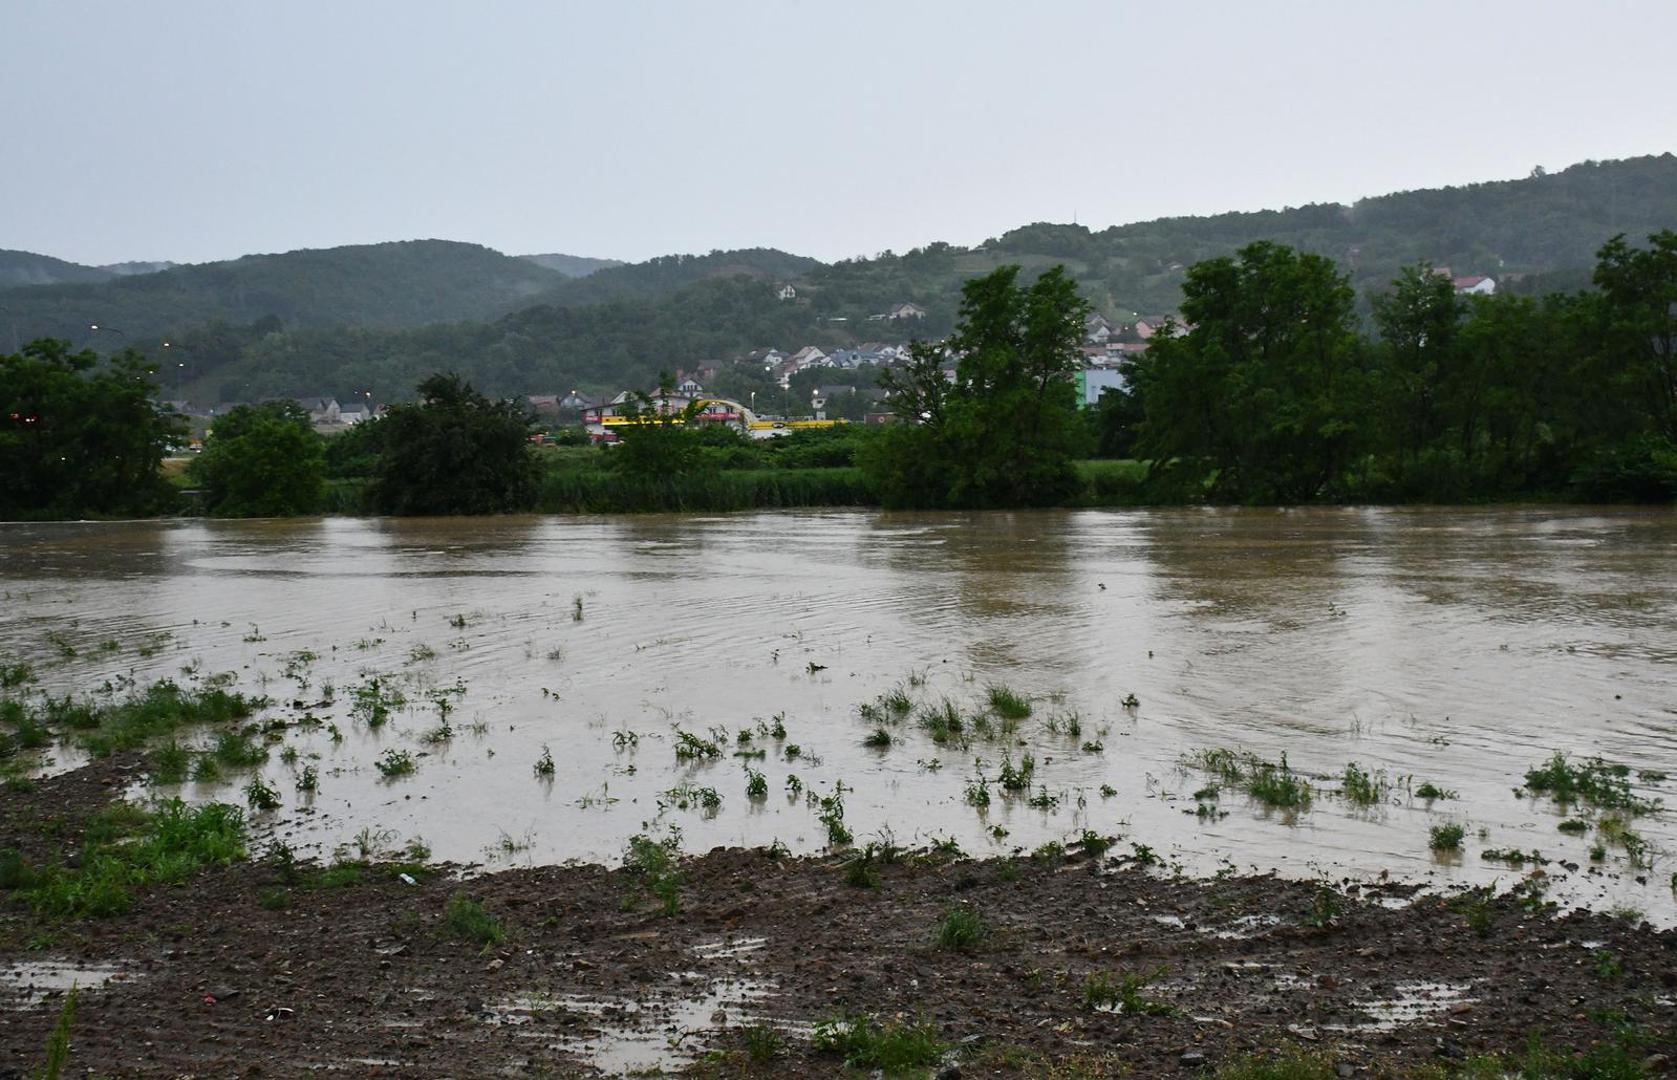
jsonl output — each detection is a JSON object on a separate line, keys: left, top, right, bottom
{"left": 4, "top": 507, "right": 1675, "bottom": 923}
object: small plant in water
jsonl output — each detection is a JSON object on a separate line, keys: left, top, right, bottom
{"left": 533, "top": 745, "right": 555, "bottom": 778}
{"left": 744, "top": 768, "right": 767, "bottom": 801}
{"left": 295, "top": 764, "right": 319, "bottom": 793}
{"left": 1414, "top": 780, "right": 1457, "bottom": 800}
{"left": 244, "top": 777, "right": 281, "bottom": 811}
{"left": 985, "top": 684, "right": 1032, "bottom": 721}
{"left": 1430, "top": 822, "right": 1465, "bottom": 851}
{"left": 1340, "top": 762, "right": 1388, "bottom": 806}
{"left": 375, "top": 748, "right": 417, "bottom": 778}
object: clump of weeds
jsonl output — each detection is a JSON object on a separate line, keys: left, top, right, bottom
{"left": 997, "top": 752, "right": 1035, "bottom": 793}
{"left": 1306, "top": 886, "right": 1340, "bottom": 928}
{"left": 843, "top": 845, "right": 882, "bottom": 888}
{"left": 817, "top": 787, "right": 852, "bottom": 846}
{"left": 350, "top": 678, "right": 405, "bottom": 728}
{"left": 744, "top": 768, "right": 767, "bottom": 801}
{"left": 1523, "top": 752, "right": 1659, "bottom": 814}
{"left": 1185, "top": 747, "right": 1311, "bottom": 809}
{"left": 1340, "top": 762, "right": 1388, "bottom": 806}
{"left": 862, "top": 727, "right": 892, "bottom": 748}
{"left": 741, "top": 1023, "right": 784, "bottom": 1063}
{"left": 1414, "top": 780, "right": 1457, "bottom": 800}
{"left": 811, "top": 1014, "right": 946, "bottom": 1071}
{"left": 986, "top": 684, "right": 1032, "bottom": 721}
{"left": 1429, "top": 822, "right": 1465, "bottom": 851}
{"left": 243, "top": 777, "right": 281, "bottom": 811}
{"left": 533, "top": 745, "right": 555, "bottom": 778}
{"left": 624, "top": 831, "right": 683, "bottom": 916}
{"left": 375, "top": 748, "right": 417, "bottom": 779}
{"left": 1453, "top": 887, "right": 1494, "bottom": 937}
{"left": 672, "top": 728, "right": 722, "bottom": 762}
{"left": 443, "top": 893, "right": 505, "bottom": 949}
{"left": 660, "top": 783, "right": 722, "bottom": 815}
{"left": 1082, "top": 965, "right": 1174, "bottom": 1015}
{"left": 934, "top": 902, "right": 990, "bottom": 951}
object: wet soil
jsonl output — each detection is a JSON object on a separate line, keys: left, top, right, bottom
{"left": 2, "top": 759, "right": 1674, "bottom": 1077}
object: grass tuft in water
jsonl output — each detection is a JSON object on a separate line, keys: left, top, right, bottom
{"left": 985, "top": 684, "right": 1032, "bottom": 721}
{"left": 1429, "top": 822, "right": 1465, "bottom": 851}
{"left": 1523, "top": 752, "right": 1659, "bottom": 814}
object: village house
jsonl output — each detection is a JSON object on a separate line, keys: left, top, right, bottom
{"left": 338, "top": 400, "right": 372, "bottom": 425}
{"left": 295, "top": 397, "right": 340, "bottom": 425}
{"left": 887, "top": 302, "right": 927, "bottom": 321}
{"left": 1084, "top": 313, "right": 1115, "bottom": 344}
{"left": 1452, "top": 274, "right": 1497, "bottom": 296}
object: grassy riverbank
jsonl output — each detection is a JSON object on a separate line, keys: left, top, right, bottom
{"left": 297, "top": 453, "right": 1152, "bottom": 515}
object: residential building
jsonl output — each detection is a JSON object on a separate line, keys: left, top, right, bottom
{"left": 1452, "top": 275, "right": 1496, "bottom": 296}
{"left": 888, "top": 302, "right": 927, "bottom": 320}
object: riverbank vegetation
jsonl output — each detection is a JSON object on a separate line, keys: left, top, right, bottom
{"left": 5, "top": 229, "right": 1674, "bottom": 520}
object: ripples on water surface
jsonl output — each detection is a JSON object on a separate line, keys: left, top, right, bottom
{"left": 2, "top": 508, "right": 1674, "bottom": 920}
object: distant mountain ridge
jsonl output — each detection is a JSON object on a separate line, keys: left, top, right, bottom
{"left": 3, "top": 153, "right": 1674, "bottom": 401}
{"left": 518, "top": 253, "right": 624, "bottom": 277}
{"left": 0, "top": 249, "right": 116, "bottom": 289}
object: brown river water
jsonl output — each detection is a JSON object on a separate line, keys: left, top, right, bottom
{"left": 3, "top": 507, "right": 1675, "bottom": 921}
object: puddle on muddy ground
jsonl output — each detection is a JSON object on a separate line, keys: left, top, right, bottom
{"left": 0, "top": 959, "right": 135, "bottom": 1007}
{"left": 1344, "top": 980, "right": 1477, "bottom": 1031}
{"left": 4, "top": 509, "right": 1677, "bottom": 924}
{"left": 486, "top": 935, "right": 783, "bottom": 1074}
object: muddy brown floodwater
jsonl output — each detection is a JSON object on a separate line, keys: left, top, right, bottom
{"left": 2, "top": 507, "right": 1676, "bottom": 1076}
{"left": 3, "top": 507, "right": 1676, "bottom": 919}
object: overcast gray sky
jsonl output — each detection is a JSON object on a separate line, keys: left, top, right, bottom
{"left": 4, "top": 0, "right": 1675, "bottom": 268}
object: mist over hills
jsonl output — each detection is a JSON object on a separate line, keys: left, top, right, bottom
{"left": 2, "top": 153, "right": 1674, "bottom": 401}
{"left": 519, "top": 253, "right": 624, "bottom": 277}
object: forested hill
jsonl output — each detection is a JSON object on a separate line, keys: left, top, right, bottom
{"left": 518, "top": 253, "right": 625, "bottom": 277}
{"left": 0, "top": 240, "right": 567, "bottom": 345}
{"left": 911, "top": 153, "right": 1677, "bottom": 317}
{"left": 0, "top": 249, "right": 116, "bottom": 289}
{"left": 4, "top": 153, "right": 1674, "bottom": 403}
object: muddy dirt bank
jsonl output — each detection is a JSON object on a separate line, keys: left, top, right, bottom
{"left": 2, "top": 758, "right": 1674, "bottom": 1078}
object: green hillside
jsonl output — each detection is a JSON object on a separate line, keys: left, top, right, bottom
{"left": 0, "top": 239, "right": 565, "bottom": 346}
{"left": 6, "top": 153, "right": 1675, "bottom": 403}
{"left": 518, "top": 253, "right": 625, "bottom": 277}
{"left": 0, "top": 249, "right": 114, "bottom": 290}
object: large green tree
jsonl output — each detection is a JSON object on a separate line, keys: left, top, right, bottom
{"left": 189, "top": 402, "right": 325, "bottom": 517}
{"left": 0, "top": 339, "right": 181, "bottom": 519}
{"left": 864, "top": 265, "right": 1088, "bottom": 507}
{"left": 367, "top": 374, "right": 537, "bottom": 515}
{"left": 1132, "top": 242, "right": 1366, "bottom": 502}
{"left": 1593, "top": 230, "right": 1677, "bottom": 440}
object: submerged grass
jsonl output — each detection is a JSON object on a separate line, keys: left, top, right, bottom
{"left": 2, "top": 681, "right": 260, "bottom": 758}
{"left": 1186, "top": 748, "right": 1312, "bottom": 809}
{"left": 1523, "top": 752, "right": 1660, "bottom": 814}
